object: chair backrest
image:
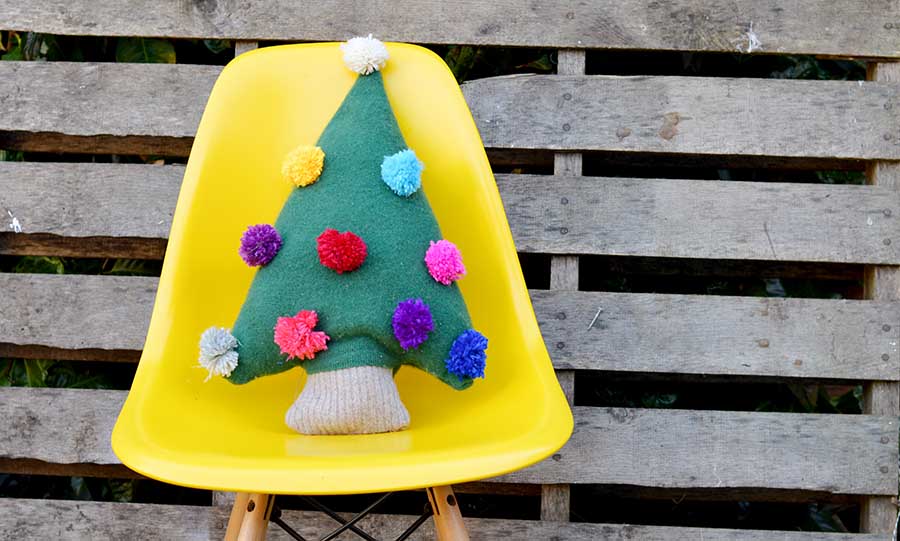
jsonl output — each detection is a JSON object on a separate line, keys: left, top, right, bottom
{"left": 1, "top": 2, "right": 898, "bottom": 538}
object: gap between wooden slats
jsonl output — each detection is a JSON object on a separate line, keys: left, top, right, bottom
{"left": 861, "top": 61, "right": 900, "bottom": 536}
{"left": 540, "top": 48, "right": 584, "bottom": 523}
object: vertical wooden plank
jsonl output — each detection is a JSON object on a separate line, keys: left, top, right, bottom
{"left": 540, "top": 48, "right": 585, "bottom": 524}
{"left": 234, "top": 40, "right": 259, "bottom": 56}
{"left": 861, "top": 61, "right": 900, "bottom": 536}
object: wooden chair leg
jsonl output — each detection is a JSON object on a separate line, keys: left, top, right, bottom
{"left": 427, "top": 486, "right": 469, "bottom": 541}
{"left": 225, "top": 493, "right": 274, "bottom": 541}
{"left": 225, "top": 493, "right": 250, "bottom": 541}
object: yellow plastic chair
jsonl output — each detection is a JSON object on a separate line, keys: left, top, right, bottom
{"left": 112, "top": 42, "right": 573, "bottom": 539}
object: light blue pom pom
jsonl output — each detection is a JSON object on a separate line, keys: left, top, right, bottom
{"left": 381, "top": 149, "right": 424, "bottom": 197}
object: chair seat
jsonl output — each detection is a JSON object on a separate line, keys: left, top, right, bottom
{"left": 111, "top": 43, "right": 572, "bottom": 495}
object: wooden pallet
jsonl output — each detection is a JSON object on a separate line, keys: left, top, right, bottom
{"left": 1, "top": 1, "right": 898, "bottom": 538}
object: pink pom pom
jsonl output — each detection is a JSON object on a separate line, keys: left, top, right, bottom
{"left": 424, "top": 240, "right": 466, "bottom": 285}
{"left": 273, "top": 310, "right": 330, "bottom": 361}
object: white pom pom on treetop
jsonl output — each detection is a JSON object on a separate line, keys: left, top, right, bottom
{"left": 340, "top": 34, "right": 389, "bottom": 75}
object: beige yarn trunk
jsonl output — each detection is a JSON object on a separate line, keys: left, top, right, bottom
{"left": 286, "top": 366, "right": 410, "bottom": 435}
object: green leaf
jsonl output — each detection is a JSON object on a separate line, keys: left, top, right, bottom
{"left": 443, "top": 46, "right": 480, "bottom": 82}
{"left": 104, "top": 258, "right": 159, "bottom": 276}
{"left": 69, "top": 477, "right": 92, "bottom": 500}
{"left": 203, "top": 39, "right": 231, "bottom": 55}
{"left": 115, "top": 38, "right": 176, "bottom": 63}
{"left": 1, "top": 32, "right": 23, "bottom": 61}
{"left": 14, "top": 256, "right": 65, "bottom": 274}
{"left": 108, "top": 479, "right": 135, "bottom": 502}
{"left": 23, "top": 359, "right": 52, "bottom": 387}
{"left": 518, "top": 54, "right": 554, "bottom": 72}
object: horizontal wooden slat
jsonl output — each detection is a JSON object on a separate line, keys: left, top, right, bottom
{"left": 0, "top": 62, "right": 211, "bottom": 155}
{"left": 0, "top": 162, "right": 176, "bottom": 258}
{"left": 2, "top": 0, "right": 899, "bottom": 58}
{"left": 1, "top": 387, "right": 895, "bottom": 494}
{"left": 3, "top": 273, "right": 898, "bottom": 381}
{"left": 463, "top": 74, "right": 900, "bottom": 160}
{"left": 5, "top": 162, "right": 900, "bottom": 265}
{"left": 2, "top": 62, "right": 899, "bottom": 160}
{"left": 535, "top": 290, "right": 900, "bottom": 381}
{"left": 0, "top": 274, "right": 154, "bottom": 359}
{"left": 500, "top": 174, "right": 900, "bottom": 264}
{"left": 2, "top": 499, "right": 887, "bottom": 541}
{"left": 509, "top": 407, "right": 898, "bottom": 494}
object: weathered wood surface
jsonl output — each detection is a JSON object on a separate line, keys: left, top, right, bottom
{"left": 0, "top": 387, "right": 123, "bottom": 466}
{"left": 1, "top": 499, "right": 887, "bottom": 541}
{"left": 534, "top": 289, "right": 900, "bottom": 380}
{"left": 3, "top": 62, "right": 900, "bottom": 160}
{"left": 1, "top": 387, "right": 896, "bottom": 494}
{"left": 0, "top": 162, "right": 175, "bottom": 258}
{"left": 500, "top": 174, "right": 900, "bottom": 264}
{"left": 463, "top": 74, "right": 900, "bottom": 160}
{"left": 860, "top": 60, "right": 900, "bottom": 536}
{"left": 3, "top": 273, "right": 898, "bottom": 381}
{"left": 6, "top": 162, "right": 900, "bottom": 265}
{"left": 0, "top": 61, "right": 212, "bottom": 155}
{"left": 3, "top": 0, "right": 900, "bottom": 58}
{"left": 0, "top": 273, "right": 154, "bottom": 359}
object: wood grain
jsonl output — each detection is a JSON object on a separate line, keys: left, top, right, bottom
{"left": 3, "top": 273, "right": 898, "bottom": 381}
{"left": 541, "top": 48, "right": 584, "bottom": 524}
{"left": 0, "top": 273, "right": 155, "bottom": 355}
{"left": 0, "top": 499, "right": 886, "bottom": 541}
{"left": 860, "top": 60, "right": 900, "bottom": 536}
{"left": 532, "top": 289, "right": 900, "bottom": 381}
{"left": 2, "top": 0, "right": 899, "bottom": 58}
{"left": 5, "top": 162, "right": 900, "bottom": 266}
{"left": 500, "top": 174, "right": 900, "bottom": 264}
{"left": 463, "top": 74, "right": 900, "bottom": 160}
{"left": 0, "top": 387, "right": 895, "bottom": 494}
{"left": 505, "top": 407, "right": 898, "bottom": 494}
{"left": 0, "top": 61, "right": 212, "bottom": 156}
{"left": 3, "top": 62, "right": 900, "bottom": 160}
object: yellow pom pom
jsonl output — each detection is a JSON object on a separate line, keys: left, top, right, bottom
{"left": 282, "top": 145, "right": 325, "bottom": 187}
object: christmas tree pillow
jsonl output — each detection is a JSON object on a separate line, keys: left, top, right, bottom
{"left": 198, "top": 36, "right": 488, "bottom": 435}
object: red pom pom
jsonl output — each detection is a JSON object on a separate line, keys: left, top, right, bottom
{"left": 316, "top": 228, "right": 367, "bottom": 273}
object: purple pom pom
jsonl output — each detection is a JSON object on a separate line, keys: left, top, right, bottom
{"left": 392, "top": 298, "right": 434, "bottom": 350}
{"left": 239, "top": 224, "right": 282, "bottom": 267}
{"left": 446, "top": 330, "right": 488, "bottom": 379}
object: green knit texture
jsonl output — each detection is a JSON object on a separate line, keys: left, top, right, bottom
{"left": 227, "top": 72, "right": 473, "bottom": 390}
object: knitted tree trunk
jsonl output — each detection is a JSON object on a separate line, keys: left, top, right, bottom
{"left": 285, "top": 366, "right": 410, "bottom": 435}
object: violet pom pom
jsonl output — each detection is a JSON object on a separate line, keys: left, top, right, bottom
{"left": 446, "top": 330, "right": 488, "bottom": 379}
{"left": 392, "top": 298, "right": 434, "bottom": 350}
{"left": 239, "top": 224, "right": 282, "bottom": 267}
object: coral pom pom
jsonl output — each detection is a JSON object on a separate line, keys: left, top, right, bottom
{"left": 381, "top": 149, "right": 423, "bottom": 197}
{"left": 317, "top": 229, "right": 367, "bottom": 273}
{"left": 199, "top": 327, "right": 239, "bottom": 381}
{"left": 446, "top": 330, "right": 488, "bottom": 379}
{"left": 340, "top": 34, "right": 389, "bottom": 75}
{"left": 239, "top": 224, "right": 283, "bottom": 267}
{"left": 282, "top": 145, "right": 325, "bottom": 187}
{"left": 425, "top": 240, "right": 466, "bottom": 285}
{"left": 392, "top": 298, "right": 434, "bottom": 350}
{"left": 274, "top": 310, "right": 330, "bottom": 361}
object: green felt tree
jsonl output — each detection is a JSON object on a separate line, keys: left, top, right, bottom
{"left": 199, "top": 46, "right": 487, "bottom": 435}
